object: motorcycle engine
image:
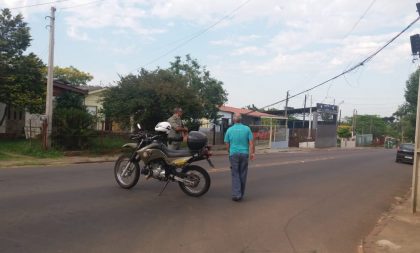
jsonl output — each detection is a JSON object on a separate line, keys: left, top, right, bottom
{"left": 148, "top": 161, "right": 166, "bottom": 180}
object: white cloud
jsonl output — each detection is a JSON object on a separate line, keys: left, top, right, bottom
{"left": 231, "top": 46, "right": 267, "bottom": 56}
{"left": 67, "top": 26, "right": 90, "bottom": 41}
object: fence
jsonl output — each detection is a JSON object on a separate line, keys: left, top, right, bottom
{"left": 199, "top": 123, "right": 288, "bottom": 148}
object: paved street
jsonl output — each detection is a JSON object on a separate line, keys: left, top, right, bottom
{"left": 0, "top": 148, "right": 412, "bottom": 253}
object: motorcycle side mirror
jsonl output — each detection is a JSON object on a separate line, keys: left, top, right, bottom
{"left": 137, "top": 123, "right": 141, "bottom": 130}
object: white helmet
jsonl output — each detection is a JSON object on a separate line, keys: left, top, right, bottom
{"left": 155, "top": 122, "right": 171, "bottom": 134}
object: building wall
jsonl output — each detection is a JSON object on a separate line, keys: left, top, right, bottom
{"left": 0, "top": 103, "right": 6, "bottom": 134}
{"left": 2, "top": 105, "right": 25, "bottom": 136}
{"left": 315, "top": 125, "right": 337, "bottom": 148}
{"left": 85, "top": 91, "right": 105, "bottom": 130}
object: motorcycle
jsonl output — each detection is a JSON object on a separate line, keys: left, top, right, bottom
{"left": 114, "top": 123, "right": 214, "bottom": 197}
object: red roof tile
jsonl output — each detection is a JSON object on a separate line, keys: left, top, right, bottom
{"left": 219, "top": 105, "right": 279, "bottom": 118}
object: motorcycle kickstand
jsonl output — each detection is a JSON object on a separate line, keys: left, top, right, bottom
{"left": 158, "top": 181, "right": 170, "bottom": 196}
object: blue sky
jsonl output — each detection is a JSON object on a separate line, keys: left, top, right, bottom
{"left": 3, "top": 0, "right": 420, "bottom": 118}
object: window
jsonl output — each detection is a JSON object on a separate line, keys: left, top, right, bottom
{"left": 86, "top": 106, "right": 97, "bottom": 116}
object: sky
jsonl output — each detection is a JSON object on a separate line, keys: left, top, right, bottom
{"left": 2, "top": 0, "right": 420, "bottom": 118}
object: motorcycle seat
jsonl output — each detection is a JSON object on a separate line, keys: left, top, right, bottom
{"left": 161, "top": 145, "right": 193, "bottom": 158}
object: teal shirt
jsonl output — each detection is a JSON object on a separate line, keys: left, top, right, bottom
{"left": 224, "top": 123, "right": 253, "bottom": 155}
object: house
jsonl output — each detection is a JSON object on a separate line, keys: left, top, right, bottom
{"left": 82, "top": 86, "right": 125, "bottom": 132}
{"left": 25, "top": 80, "right": 88, "bottom": 138}
{"left": 218, "top": 105, "right": 286, "bottom": 127}
{"left": 0, "top": 80, "right": 87, "bottom": 138}
{"left": 200, "top": 105, "right": 287, "bottom": 146}
{"left": 83, "top": 86, "right": 108, "bottom": 131}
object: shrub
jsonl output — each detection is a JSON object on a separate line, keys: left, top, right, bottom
{"left": 52, "top": 107, "right": 95, "bottom": 150}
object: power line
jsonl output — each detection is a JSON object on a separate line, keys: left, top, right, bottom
{"left": 9, "top": 0, "right": 71, "bottom": 10}
{"left": 60, "top": 0, "right": 105, "bottom": 10}
{"left": 253, "top": 16, "right": 420, "bottom": 113}
{"left": 129, "top": 0, "right": 252, "bottom": 73}
{"left": 343, "top": 0, "right": 377, "bottom": 39}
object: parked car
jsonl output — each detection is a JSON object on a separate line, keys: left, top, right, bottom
{"left": 395, "top": 143, "right": 414, "bottom": 164}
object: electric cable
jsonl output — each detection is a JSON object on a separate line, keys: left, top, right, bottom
{"left": 128, "top": 0, "right": 252, "bottom": 73}
{"left": 60, "top": 0, "right": 105, "bottom": 10}
{"left": 342, "top": 0, "right": 377, "bottom": 39}
{"left": 9, "top": 0, "right": 71, "bottom": 10}
{"left": 247, "top": 16, "right": 420, "bottom": 114}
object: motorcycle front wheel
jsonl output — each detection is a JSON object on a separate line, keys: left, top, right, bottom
{"left": 178, "top": 165, "right": 211, "bottom": 197}
{"left": 114, "top": 154, "right": 140, "bottom": 189}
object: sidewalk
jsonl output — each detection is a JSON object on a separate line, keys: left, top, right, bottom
{"left": 362, "top": 192, "right": 420, "bottom": 253}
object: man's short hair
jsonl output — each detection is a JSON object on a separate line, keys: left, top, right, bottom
{"left": 233, "top": 113, "right": 242, "bottom": 123}
{"left": 173, "top": 107, "right": 183, "bottom": 114}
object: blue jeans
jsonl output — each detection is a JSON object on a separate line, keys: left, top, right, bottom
{"left": 229, "top": 153, "right": 249, "bottom": 199}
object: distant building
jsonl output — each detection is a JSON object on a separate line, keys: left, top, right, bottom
{"left": 0, "top": 80, "right": 87, "bottom": 138}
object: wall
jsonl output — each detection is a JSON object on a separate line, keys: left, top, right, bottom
{"left": 0, "top": 103, "right": 6, "bottom": 134}
{"left": 341, "top": 139, "right": 356, "bottom": 148}
{"left": 315, "top": 125, "right": 337, "bottom": 148}
{"left": 300, "top": 142, "right": 315, "bottom": 148}
{"left": 85, "top": 90, "right": 105, "bottom": 130}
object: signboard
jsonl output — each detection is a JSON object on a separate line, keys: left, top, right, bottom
{"left": 316, "top": 103, "right": 338, "bottom": 114}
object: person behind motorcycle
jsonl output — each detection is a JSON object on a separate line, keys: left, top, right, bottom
{"left": 167, "top": 107, "right": 188, "bottom": 150}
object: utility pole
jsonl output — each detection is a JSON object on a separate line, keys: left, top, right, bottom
{"left": 285, "top": 90, "right": 289, "bottom": 126}
{"left": 303, "top": 95, "right": 307, "bottom": 127}
{"left": 308, "top": 95, "right": 312, "bottom": 140}
{"left": 352, "top": 109, "right": 357, "bottom": 137}
{"left": 45, "top": 7, "right": 56, "bottom": 149}
{"left": 409, "top": 3, "right": 420, "bottom": 213}
{"left": 412, "top": 68, "right": 420, "bottom": 213}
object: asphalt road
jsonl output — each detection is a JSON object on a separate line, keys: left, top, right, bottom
{"left": 0, "top": 148, "right": 412, "bottom": 253}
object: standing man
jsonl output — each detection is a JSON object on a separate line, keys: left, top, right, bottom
{"left": 167, "top": 107, "right": 188, "bottom": 150}
{"left": 224, "top": 114, "right": 255, "bottom": 201}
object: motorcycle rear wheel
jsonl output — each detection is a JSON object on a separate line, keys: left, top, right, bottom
{"left": 114, "top": 154, "right": 140, "bottom": 189}
{"left": 178, "top": 165, "right": 211, "bottom": 197}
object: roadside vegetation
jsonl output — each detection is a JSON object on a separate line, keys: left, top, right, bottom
{"left": 0, "top": 139, "right": 62, "bottom": 160}
{"left": 0, "top": 134, "right": 130, "bottom": 161}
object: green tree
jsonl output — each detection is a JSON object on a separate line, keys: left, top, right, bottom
{"left": 0, "top": 8, "right": 46, "bottom": 126}
{"left": 169, "top": 55, "right": 228, "bottom": 122}
{"left": 344, "top": 115, "right": 389, "bottom": 138}
{"left": 393, "top": 69, "right": 419, "bottom": 142}
{"left": 103, "top": 56, "right": 227, "bottom": 131}
{"left": 51, "top": 65, "right": 93, "bottom": 86}
{"left": 103, "top": 68, "right": 201, "bottom": 130}
{"left": 337, "top": 125, "right": 352, "bottom": 138}
{"left": 53, "top": 92, "right": 95, "bottom": 149}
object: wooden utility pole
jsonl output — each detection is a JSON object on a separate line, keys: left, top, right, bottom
{"left": 412, "top": 68, "right": 420, "bottom": 213}
{"left": 285, "top": 90, "right": 289, "bottom": 128}
{"left": 308, "top": 95, "right": 312, "bottom": 140}
{"left": 303, "top": 95, "right": 307, "bottom": 127}
{"left": 45, "top": 7, "right": 56, "bottom": 149}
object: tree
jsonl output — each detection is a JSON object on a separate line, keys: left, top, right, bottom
{"left": 103, "top": 68, "right": 202, "bottom": 130}
{"left": 343, "top": 115, "right": 393, "bottom": 138}
{"left": 393, "top": 69, "right": 419, "bottom": 142}
{"left": 337, "top": 125, "right": 352, "bottom": 138}
{"left": 51, "top": 65, "right": 93, "bottom": 86}
{"left": 169, "top": 55, "right": 228, "bottom": 122}
{"left": 103, "top": 56, "right": 228, "bottom": 131}
{"left": 52, "top": 92, "right": 95, "bottom": 149}
{"left": 0, "top": 8, "right": 46, "bottom": 126}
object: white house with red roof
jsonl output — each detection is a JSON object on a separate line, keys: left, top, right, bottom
{"left": 218, "top": 105, "right": 286, "bottom": 126}
{"left": 200, "top": 105, "right": 288, "bottom": 147}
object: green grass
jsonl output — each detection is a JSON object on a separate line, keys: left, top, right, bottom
{"left": 0, "top": 151, "right": 10, "bottom": 160}
{"left": 0, "top": 139, "right": 63, "bottom": 159}
{"left": 87, "top": 135, "right": 129, "bottom": 155}
{"left": 0, "top": 135, "right": 130, "bottom": 160}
